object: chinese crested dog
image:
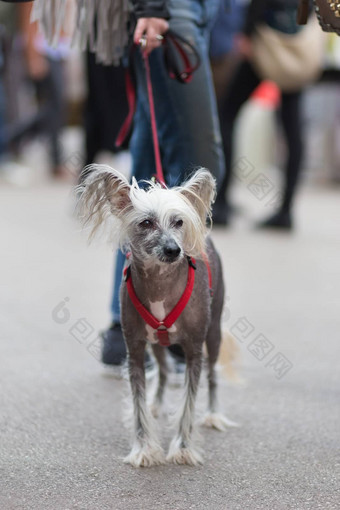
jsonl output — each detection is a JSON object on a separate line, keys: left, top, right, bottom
{"left": 78, "top": 166, "right": 236, "bottom": 467}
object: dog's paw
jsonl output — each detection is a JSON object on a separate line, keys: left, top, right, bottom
{"left": 124, "top": 442, "right": 166, "bottom": 468}
{"left": 201, "top": 412, "right": 238, "bottom": 431}
{"left": 166, "top": 437, "right": 203, "bottom": 466}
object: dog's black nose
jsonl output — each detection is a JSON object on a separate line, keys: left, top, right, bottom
{"left": 163, "top": 241, "right": 181, "bottom": 260}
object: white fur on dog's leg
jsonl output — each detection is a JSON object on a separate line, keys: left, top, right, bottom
{"left": 124, "top": 441, "right": 166, "bottom": 468}
{"left": 166, "top": 437, "right": 203, "bottom": 466}
{"left": 201, "top": 412, "right": 239, "bottom": 431}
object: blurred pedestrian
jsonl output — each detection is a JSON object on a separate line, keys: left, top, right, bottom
{"left": 209, "top": 0, "right": 248, "bottom": 108}
{"left": 213, "top": 0, "right": 321, "bottom": 229}
{"left": 2, "top": 1, "right": 70, "bottom": 179}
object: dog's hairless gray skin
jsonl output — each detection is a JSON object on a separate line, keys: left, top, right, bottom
{"left": 79, "top": 166, "right": 235, "bottom": 467}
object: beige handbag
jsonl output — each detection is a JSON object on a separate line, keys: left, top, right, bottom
{"left": 251, "top": 16, "right": 325, "bottom": 92}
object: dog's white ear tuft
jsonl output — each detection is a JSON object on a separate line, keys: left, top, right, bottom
{"left": 79, "top": 164, "right": 131, "bottom": 215}
{"left": 76, "top": 165, "right": 131, "bottom": 240}
{"left": 102, "top": 169, "right": 131, "bottom": 215}
{"left": 180, "top": 168, "right": 216, "bottom": 220}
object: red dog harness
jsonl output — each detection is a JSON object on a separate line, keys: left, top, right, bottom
{"left": 123, "top": 257, "right": 196, "bottom": 347}
{"left": 123, "top": 256, "right": 212, "bottom": 347}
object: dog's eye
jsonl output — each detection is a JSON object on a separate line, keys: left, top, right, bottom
{"left": 174, "top": 219, "right": 183, "bottom": 228}
{"left": 140, "top": 219, "right": 153, "bottom": 228}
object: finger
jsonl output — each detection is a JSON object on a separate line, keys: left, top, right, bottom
{"left": 144, "top": 26, "right": 163, "bottom": 54}
{"left": 133, "top": 19, "right": 148, "bottom": 45}
{"left": 148, "top": 25, "right": 158, "bottom": 41}
{"left": 156, "top": 18, "right": 169, "bottom": 35}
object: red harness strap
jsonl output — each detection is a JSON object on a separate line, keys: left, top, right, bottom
{"left": 123, "top": 257, "right": 196, "bottom": 347}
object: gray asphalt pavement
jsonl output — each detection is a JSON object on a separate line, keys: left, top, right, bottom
{"left": 1, "top": 180, "right": 340, "bottom": 510}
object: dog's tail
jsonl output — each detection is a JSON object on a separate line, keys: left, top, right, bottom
{"left": 218, "top": 331, "right": 241, "bottom": 382}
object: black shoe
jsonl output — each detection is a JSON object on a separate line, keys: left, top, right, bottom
{"left": 101, "top": 322, "right": 157, "bottom": 379}
{"left": 257, "top": 211, "right": 293, "bottom": 230}
{"left": 101, "top": 322, "right": 127, "bottom": 366}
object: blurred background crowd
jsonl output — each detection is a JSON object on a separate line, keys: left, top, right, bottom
{"left": 0, "top": 0, "right": 339, "bottom": 210}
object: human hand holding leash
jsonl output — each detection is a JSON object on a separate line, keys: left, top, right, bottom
{"left": 133, "top": 17, "right": 169, "bottom": 54}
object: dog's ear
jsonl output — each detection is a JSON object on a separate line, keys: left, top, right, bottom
{"left": 180, "top": 168, "right": 216, "bottom": 219}
{"left": 102, "top": 169, "right": 131, "bottom": 215}
{"left": 79, "top": 164, "right": 131, "bottom": 216}
{"left": 77, "top": 165, "right": 132, "bottom": 240}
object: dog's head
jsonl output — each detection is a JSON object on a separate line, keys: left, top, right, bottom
{"left": 77, "top": 166, "right": 216, "bottom": 263}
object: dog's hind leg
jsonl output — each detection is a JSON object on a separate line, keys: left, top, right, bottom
{"left": 124, "top": 340, "right": 165, "bottom": 467}
{"left": 150, "top": 343, "right": 167, "bottom": 418}
{"left": 202, "top": 322, "right": 238, "bottom": 430}
{"left": 167, "top": 345, "right": 203, "bottom": 465}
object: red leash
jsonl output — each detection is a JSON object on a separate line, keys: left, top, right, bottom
{"left": 115, "top": 52, "right": 165, "bottom": 186}
{"left": 142, "top": 52, "right": 166, "bottom": 187}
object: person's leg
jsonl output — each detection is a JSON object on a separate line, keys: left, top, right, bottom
{"left": 259, "top": 90, "right": 304, "bottom": 229}
{"left": 213, "top": 59, "right": 261, "bottom": 224}
{"left": 280, "top": 91, "right": 304, "bottom": 214}
{"left": 85, "top": 52, "right": 129, "bottom": 165}
{"left": 111, "top": 250, "right": 126, "bottom": 324}
{"left": 162, "top": 17, "right": 225, "bottom": 185}
{"left": 43, "top": 58, "right": 65, "bottom": 176}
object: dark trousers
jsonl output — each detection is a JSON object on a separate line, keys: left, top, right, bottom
{"left": 218, "top": 59, "right": 304, "bottom": 213}
{"left": 84, "top": 51, "right": 129, "bottom": 166}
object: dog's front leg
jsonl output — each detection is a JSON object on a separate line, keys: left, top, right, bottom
{"left": 167, "top": 345, "right": 203, "bottom": 465}
{"left": 124, "top": 339, "right": 165, "bottom": 467}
